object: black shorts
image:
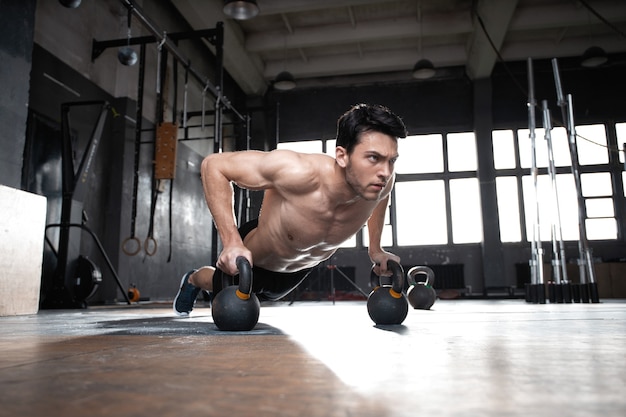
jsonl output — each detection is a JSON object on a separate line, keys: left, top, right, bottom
{"left": 212, "top": 219, "right": 314, "bottom": 301}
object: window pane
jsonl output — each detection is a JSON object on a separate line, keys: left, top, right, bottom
{"left": 277, "top": 140, "right": 322, "bottom": 154}
{"left": 325, "top": 139, "right": 336, "bottom": 156}
{"left": 492, "top": 130, "right": 516, "bottom": 169}
{"left": 518, "top": 127, "right": 571, "bottom": 168}
{"left": 548, "top": 127, "right": 572, "bottom": 167}
{"left": 450, "top": 178, "right": 482, "bottom": 243}
{"left": 522, "top": 174, "right": 579, "bottom": 241}
{"left": 447, "top": 132, "right": 477, "bottom": 172}
{"left": 362, "top": 224, "right": 393, "bottom": 248}
{"left": 396, "top": 134, "right": 443, "bottom": 174}
{"left": 395, "top": 180, "right": 447, "bottom": 245}
{"left": 576, "top": 124, "right": 608, "bottom": 165}
{"left": 495, "top": 177, "right": 521, "bottom": 242}
{"left": 586, "top": 218, "right": 617, "bottom": 240}
{"left": 581, "top": 172, "right": 612, "bottom": 197}
{"left": 362, "top": 198, "right": 391, "bottom": 248}
{"left": 585, "top": 198, "right": 614, "bottom": 218}
{"left": 339, "top": 233, "right": 357, "bottom": 248}
{"left": 616, "top": 123, "right": 626, "bottom": 164}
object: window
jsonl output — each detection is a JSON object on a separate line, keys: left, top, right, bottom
{"left": 576, "top": 125, "right": 608, "bottom": 165}
{"left": 495, "top": 176, "right": 521, "bottom": 242}
{"left": 497, "top": 123, "right": 620, "bottom": 243}
{"left": 395, "top": 180, "right": 447, "bottom": 245}
{"left": 396, "top": 134, "right": 443, "bottom": 174}
{"left": 447, "top": 132, "right": 477, "bottom": 172}
{"left": 492, "top": 130, "right": 516, "bottom": 169}
{"left": 450, "top": 178, "right": 482, "bottom": 243}
{"left": 521, "top": 173, "right": 579, "bottom": 241}
{"left": 393, "top": 132, "right": 481, "bottom": 246}
{"left": 326, "top": 139, "right": 336, "bottom": 156}
{"left": 277, "top": 140, "right": 323, "bottom": 154}
{"left": 517, "top": 127, "right": 571, "bottom": 169}
{"left": 581, "top": 172, "right": 617, "bottom": 240}
{"left": 362, "top": 198, "right": 393, "bottom": 248}
{"left": 617, "top": 123, "right": 626, "bottom": 196}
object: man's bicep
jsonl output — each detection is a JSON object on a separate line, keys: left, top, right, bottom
{"left": 203, "top": 151, "right": 269, "bottom": 191}
{"left": 218, "top": 150, "right": 298, "bottom": 191}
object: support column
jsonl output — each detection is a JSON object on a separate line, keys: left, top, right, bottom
{"left": 474, "top": 78, "right": 506, "bottom": 293}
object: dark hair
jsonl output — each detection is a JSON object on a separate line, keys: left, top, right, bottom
{"left": 335, "top": 103, "right": 407, "bottom": 154}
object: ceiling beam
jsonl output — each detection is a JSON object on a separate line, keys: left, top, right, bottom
{"left": 170, "top": 0, "right": 267, "bottom": 96}
{"left": 264, "top": 44, "right": 468, "bottom": 79}
{"left": 256, "top": 0, "right": 393, "bottom": 15}
{"left": 246, "top": 12, "right": 472, "bottom": 52}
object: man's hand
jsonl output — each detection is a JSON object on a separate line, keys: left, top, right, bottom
{"left": 369, "top": 250, "right": 401, "bottom": 276}
{"left": 217, "top": 245, "right": 253, "bottom": 276}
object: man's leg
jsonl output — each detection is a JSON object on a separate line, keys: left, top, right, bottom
{"left": 173, "top": 267, "right": 215, "bottom": 316}
{"left": 189, "top": 267, "right": 215, "bottom": 290}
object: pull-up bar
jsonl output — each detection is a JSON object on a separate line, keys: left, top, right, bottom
{"left": 115, "top": 0, "right": 246, "bottom": 122}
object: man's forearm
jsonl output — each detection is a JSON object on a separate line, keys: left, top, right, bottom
{"left": 367, "top": 195, "right": 389, "bottom": 255}
{"left": 201, "top": 154, "right": 243, "bottom": 247}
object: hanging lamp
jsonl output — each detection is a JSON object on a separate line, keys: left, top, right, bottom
{"left": 581, "top": 46, "right": 608, "bottom": 68}
{"left": 413, "top": 59, "right": 436, "bottom": 79}
{"left": 274, "top": 71, "right": 296, "bottom": 90}
{"left": 223, "top": 0, "right": 259, "bottom": 20}
{"left": 412, "top": 1, "right": 435, "bottom": 80}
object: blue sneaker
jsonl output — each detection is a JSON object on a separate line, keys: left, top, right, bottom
{"left": 173, "top": 270, "right": 201, "bottom": 317}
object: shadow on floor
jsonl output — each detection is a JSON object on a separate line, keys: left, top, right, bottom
{"left": 97, "top": 316, "right": 285, "bottom": 336}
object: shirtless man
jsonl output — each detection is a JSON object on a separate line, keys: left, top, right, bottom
{"left": 174, "top": 103, "right": 407, "bottom": 316}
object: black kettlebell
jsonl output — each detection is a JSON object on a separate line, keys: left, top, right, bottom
{"left": 211, "top": 256, "right": 260, "bottom": 331}
{"left": 367, "top": 260, "right": 409, "bottom": 325}
{"left": 407, "top": 266, "right": 437, "bottom": 310}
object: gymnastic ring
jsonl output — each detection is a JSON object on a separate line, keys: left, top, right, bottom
{"left": 143, "top": 236, "right": 158, "bottom": 256}
{"left": 121, "top": 236, "right": 142, "bottom": 256}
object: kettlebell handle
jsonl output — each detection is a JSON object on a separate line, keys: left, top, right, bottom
{"left": 370, "top": 260, "right": 405, "bottom": 296}
{"left": 407, "top": 265, "right": 435, "bottom": 287}
{"left": 235, "top": 256, "right": 253, "bottom": 300}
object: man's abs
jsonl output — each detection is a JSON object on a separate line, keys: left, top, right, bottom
{"left": 244, "top": 226, "right": 338, "bottom": 273}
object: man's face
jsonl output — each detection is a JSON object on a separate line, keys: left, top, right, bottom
{"left": 338, "top": 131, "right": 399, "bottom": 201}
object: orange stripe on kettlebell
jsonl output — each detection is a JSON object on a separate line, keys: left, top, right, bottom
{"left": 236, "top": 289, "right": 250, "bottom": 300}
{"left": 389, "top": 289, "right": 402, "bottom": 299}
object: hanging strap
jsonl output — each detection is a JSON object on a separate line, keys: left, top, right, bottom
{"left": 167, "top": 179, "right": 174, "bottom": 263}
{"left": 143, "top": 183, "right": 159, "bottom": 258}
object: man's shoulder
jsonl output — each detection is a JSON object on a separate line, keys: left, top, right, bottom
{"left": 265, "top": 151, "right": 334, "bottom": 194}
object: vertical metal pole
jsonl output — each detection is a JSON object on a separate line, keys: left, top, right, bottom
{"left": 245, "top": 114, "right": 251, "bottom": 221}
{"left": 527, "top": 58, "right": 545, "bottom": 303}
{"left": 566, "top": 95, "right": 598, "bottom": 290}
{"left": 552, "top": 58, "right": 598, "bottom": 303}
{"left": 542, "top": 100, "right": 571, "bottom": 303}
{"left": 541, "top": 100, "right": 562, "bottom": 285}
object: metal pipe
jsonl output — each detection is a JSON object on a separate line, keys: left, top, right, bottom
{"left": 566, "top": 93, "right": 596, "bottom": 285}
{"left": 552, "top": 59, "right": 597, "bottom": 301}
{"left": 527, "top": 58, "right": 544, "bottom": 287}
{"left": 119, "top": 0, "right": 245, "bottom": 122}
{"left": 542, "top": 100, "right": 568, "bottom": 285}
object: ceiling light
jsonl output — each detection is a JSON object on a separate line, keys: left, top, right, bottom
{"left": 412, "top": 59, "right": 436, "bottom": 79}
{"left": 581, "top": 46, "right": 608, "bottom": 68}
{"left": 223, "top": 0, "right": 259, "bottom": 20}
{"left": 274, "top": 71, "right": 296, "bottom": 90}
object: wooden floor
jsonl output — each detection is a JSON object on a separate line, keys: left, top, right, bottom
{"left": 0, "top": 299, "right": 625, "bottom": 417}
